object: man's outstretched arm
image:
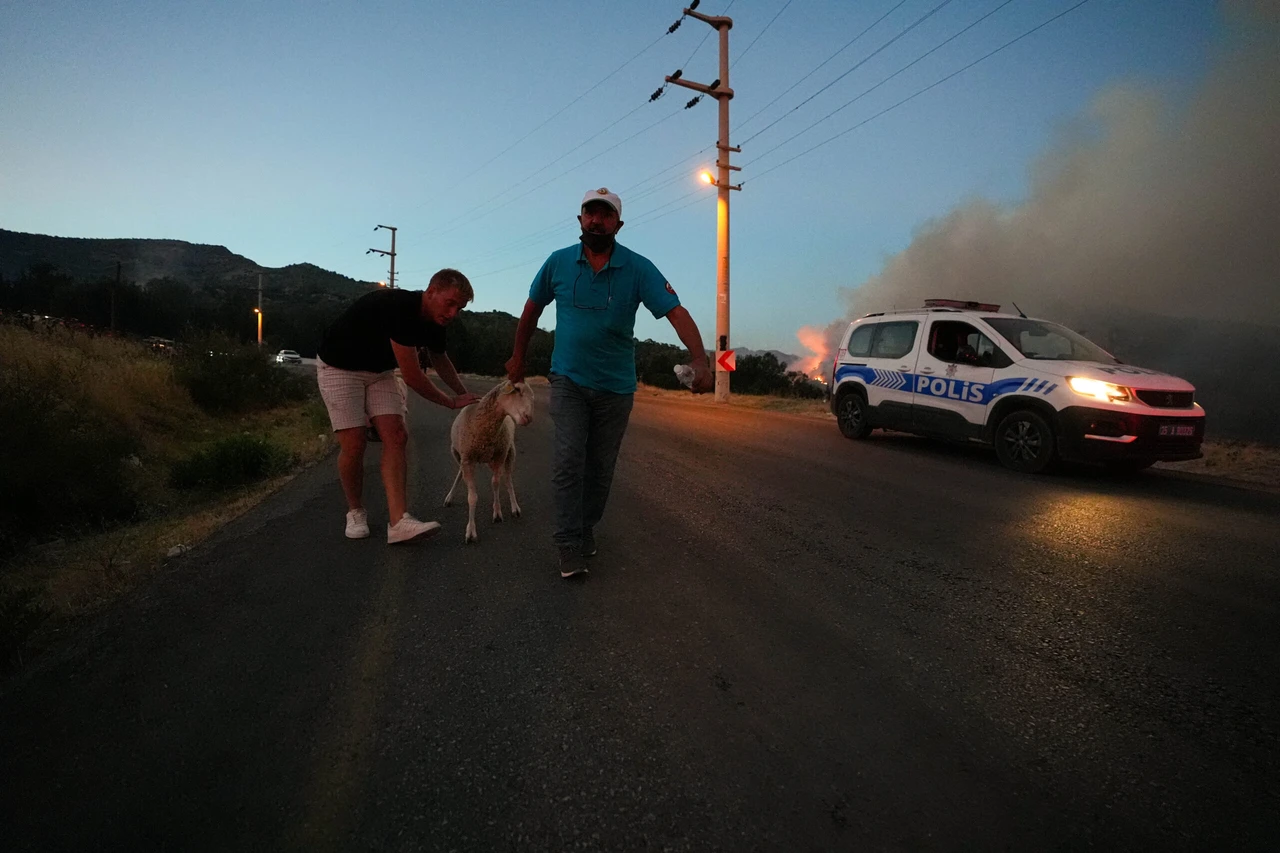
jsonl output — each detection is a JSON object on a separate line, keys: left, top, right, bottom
{"left": 428, "top": 350, "right": 468, "bottom": 396}
{"left": 665, "top": 305, "right": 713, "bottom": 393}
{"left": 393, "top": 342, "right": 478, "bottom": 408}
{"left": 505, "top": 299, "right": 546, "bottom": 383}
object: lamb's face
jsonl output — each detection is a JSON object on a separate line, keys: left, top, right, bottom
{"left": 498, "top": 380, "right": 534, "bottom": 426}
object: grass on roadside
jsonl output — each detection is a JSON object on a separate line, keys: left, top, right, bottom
{"left": 635, "top": 382, "right": 833, "bottom": 419}
{"left": 0, "top": 325, "right": 333, "bottom": 669}
{"left": 1154, "top": 440, "right": 1280, "bottom": 488}
{"left": 1, "top": 398, "right": 333, "bottom": 669}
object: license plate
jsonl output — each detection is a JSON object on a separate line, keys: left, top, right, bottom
{"left": 1159, "top": 424, "right": 1196, "bottom": 437}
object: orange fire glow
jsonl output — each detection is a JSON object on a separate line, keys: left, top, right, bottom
{"left": 791, "top": 325, "right": 830, "bottom": 379}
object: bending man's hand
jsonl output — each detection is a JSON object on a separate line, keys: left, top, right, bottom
{"left": 691, "top": 362, "right": 714, "bottom": 394}
{"left": 504, "top": 356, "right": 525, "bottom": 383}
{"left": 451, "top": 392, "right": 482, "bottom": 409}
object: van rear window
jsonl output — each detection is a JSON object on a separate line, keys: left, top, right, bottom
{"left": 846, "top": 324, "right": 875, "bottom": 357}
{"left": 869, "top": 321, "right": 919, "bottom": 360}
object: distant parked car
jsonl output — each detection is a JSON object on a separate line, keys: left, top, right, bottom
{"left": 143, "top": 336, "right": 177, "bottom": 355}
{"left": 275, "top": 349, "right": 302, "bottom": 364}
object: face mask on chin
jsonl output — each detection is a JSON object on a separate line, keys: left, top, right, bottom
{"left": 580, "top": 230, "right": 615, "bottom": 254}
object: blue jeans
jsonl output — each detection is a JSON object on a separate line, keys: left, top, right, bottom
{"left": 549, "top": 374, "right": 635, "bottom": 547}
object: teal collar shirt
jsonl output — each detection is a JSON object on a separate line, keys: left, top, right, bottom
{"left": 529, "top": 241, "right": 680, "bottom": 394}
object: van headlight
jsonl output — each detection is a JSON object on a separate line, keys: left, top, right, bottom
{"left": 1068, "top": 376, "right": 1132, "bottom": 403}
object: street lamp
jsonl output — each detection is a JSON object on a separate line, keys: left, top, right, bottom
{"left": 253, "top": 306, "right": 262, "bottom": 347}
{"left": 700, "top": 170, "right": 715, "bottom": 185}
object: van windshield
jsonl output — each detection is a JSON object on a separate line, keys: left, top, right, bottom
{"left": 984, "top": 318, "right": 1118, "bottom": 364}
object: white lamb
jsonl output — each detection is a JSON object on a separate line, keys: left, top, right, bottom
{"left": 443, "top": 380, "right": 535, "bottom": 543}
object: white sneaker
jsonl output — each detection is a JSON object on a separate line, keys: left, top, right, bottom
{"left": 345, "top": 508, "right": 370, "bottom": 539}
{"left": 387, "top": 513, "right": 442, "bottom": 544}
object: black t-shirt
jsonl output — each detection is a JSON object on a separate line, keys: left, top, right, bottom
{"left": 317, "top": 288, "right": 447, "bottom": 372}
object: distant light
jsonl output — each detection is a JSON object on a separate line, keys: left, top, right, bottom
{"left": 699, "top": 171, "right": 714, "bottom": 185}
{"left": 253, "top": 307, "right": 261, "bottom": 314}
{"left": 378, "top": 280, "right": 388, "bottom": 287}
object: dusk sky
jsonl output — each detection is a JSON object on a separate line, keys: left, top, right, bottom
{"left": 0, "top": 1, "right": 1230, "bottom": 355}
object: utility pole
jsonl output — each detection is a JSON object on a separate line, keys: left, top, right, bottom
{"left": 255, "top": 273, "right": 263, "bottom": 347}
{"left": 368, "top": 224, "right": 398, "bottom": 288}
{"left": 665, "top": 7, "right": 739, "bottom": 402}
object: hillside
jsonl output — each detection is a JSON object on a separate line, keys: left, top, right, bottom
{"left": 0, "top": 229, "right": 372, "bottom": 298}
{"left": 736, "top": 347, "right": 802, "bottom": 367}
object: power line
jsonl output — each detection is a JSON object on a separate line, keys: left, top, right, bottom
{"left": 746, "top": 0, "right": 1020, "bottom": 168}
{"left": 620, "top": 146, "right": 713, "bottom": 196}
{"left": 629, "top": 191, "right": 715, "bottom": 230}
{"left": 407, "top": 150, "right": 708, "bottom": 275}
{"left": 435, "top": 144, "right": 712, "bottom": 272}
{"left": 404, "top": 2, "right": 737, "bottom": 271}
{"left": 469, "top": 183, "right": 715, "bottom": 278}
{"left": 428, "top": 33, "right": 669, "bottom": 201}
{"left": 404, "top": 7, "right": 731, "bottom": 251}
{"left": 626, "top": 186, "right": 711, "bottom": 227}
{"left": 409, "top": 144, "right": 708, "bottom": 273}
{"left": 468, "top": 255, "right": 548, "bottom": 281}
{"left": 745, "top": 0, "right": 1094, "bottom": 186}
{"left": 733, "top": 0, "right": 909, "bottom": 134}
{"left": 680, "top": 0, "right": 738, "bottom": 69}
{"left": 628, "top": 167, "right": 701, "bottom": 204}
{"left": 410, "top": 100, "right": 652, "bottom": 245}
{"left": 447, "top": 171, "right": 716, "bottom": 276}
{"left": 417, "top": 219, "right": 569, "bottom": 274}
{"left": 730, "top": 0, "right": 794, "bottom": 70}
{"left": 627, "top": 148, "right": 718, "bottom": 202}
{"left": 429, "top": 107, "right": 687, "bottom": 240}
{"left": 740, "top": 0, "right": 957, "bottom": 147}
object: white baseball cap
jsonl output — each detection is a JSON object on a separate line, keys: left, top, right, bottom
{"left": 581, "top": 187, "right": 622, "bottom": 217}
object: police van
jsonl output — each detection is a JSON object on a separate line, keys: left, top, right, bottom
{"left": 828, "top": 300, "right": 1205, "bottom": 473}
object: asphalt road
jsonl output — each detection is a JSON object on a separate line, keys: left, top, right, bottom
{"left": 3, "top": 383, "right": 1279, "bottom": 851}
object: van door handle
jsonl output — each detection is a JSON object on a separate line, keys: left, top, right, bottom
{"left": 919, "top": 367, "right": 934, "bottom": 374}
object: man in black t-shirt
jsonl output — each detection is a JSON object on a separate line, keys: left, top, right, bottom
{"left": 317, "top": 268, "right": 481, "bottom": 544}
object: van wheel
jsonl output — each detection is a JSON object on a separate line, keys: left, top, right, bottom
{"left": 995, "top": 409, "right": 1056, "bottom": 473}
{"left": 836, "top": 391, "right": 872, "bottom": 439}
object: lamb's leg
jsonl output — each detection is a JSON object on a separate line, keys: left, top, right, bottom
{"left": 504, "top": 450, "right": 521, "bottom": 519}
{"left": 462, "top": 460, "right": 480, "bottom": 543}
{"left": 491, "top": 463, "right": 503, "bottom": 524}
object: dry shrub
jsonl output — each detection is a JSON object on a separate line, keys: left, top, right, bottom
{"left": 0, "top": 326, "right": 200, "bottom": 556}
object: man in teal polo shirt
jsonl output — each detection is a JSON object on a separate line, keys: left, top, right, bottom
{"left": 506, "top": 187, "right": 713, "bottom": 578}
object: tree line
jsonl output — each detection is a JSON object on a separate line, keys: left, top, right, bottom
{"left": 0, "top": 263, "right": 822, "bottom": 395}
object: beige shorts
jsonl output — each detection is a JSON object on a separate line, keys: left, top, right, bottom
{"left": 316, "top": 359, "right": 407, "bottom": 432}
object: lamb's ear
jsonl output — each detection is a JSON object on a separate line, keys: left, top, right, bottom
{"left": 499, "top": 380, "right": 515, "bottom": 395}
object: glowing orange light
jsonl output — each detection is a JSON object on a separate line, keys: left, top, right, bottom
{"left": 790, "top": 325, "right": 831, "bottom": 378}
{"left": 699, "top": 171, "right": 714, "bottom": 185}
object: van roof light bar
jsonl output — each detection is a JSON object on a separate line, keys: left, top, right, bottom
{"left": 924, "top": 298, "right": 1001, "bottom": 312}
